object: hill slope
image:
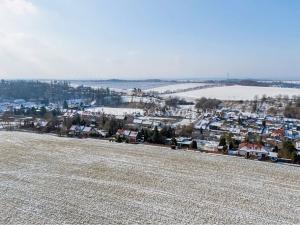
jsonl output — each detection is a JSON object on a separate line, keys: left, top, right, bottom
{"left": 0, "top": 132, "right": 299, "bottom": 224}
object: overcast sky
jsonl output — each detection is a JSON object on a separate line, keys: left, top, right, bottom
{"left": 0, "top": 0, "right": 299, "bottom": 80}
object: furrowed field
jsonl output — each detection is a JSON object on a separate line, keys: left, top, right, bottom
{"left": 0, "top": 132, "right": 299, "bottom": 224}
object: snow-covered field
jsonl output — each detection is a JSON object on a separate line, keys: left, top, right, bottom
{"left": 164, "top": 85, "right": 300, "bottom": 100}
{"left": 0, "top": 132, "right": 299, "bottom": 224}
{"left": 145, "top": 83, "right": 212, "bottom": 93}
{"left": 261, "top": 80, "right": 300, "bottom": 84}
{"left": 121, "top": 96, "right": 161, "bottom": 104}
{"left": 85, "top": 107, "right": 144, "bottom": 116}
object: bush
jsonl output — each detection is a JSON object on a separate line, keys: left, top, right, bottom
{"left": 190, "top": 140, "right": 197, "bottom": 149}
{"left": 291, "top": 151, "right": 299, "bottom": 163}
{"left": 284, "top": 106, "right": 300, "bottom": 119}
{"left": 195, "top": 97, "right": 222, "bottom": 111}
{"left": 279, "top": 141, "right": 296, "bottom": 159}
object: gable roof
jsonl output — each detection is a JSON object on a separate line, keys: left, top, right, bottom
{"left": 123, "top": 130, "right": 131, "bottom": 136}
{"left": 239, "top": 142, "right": 264, "bottom": 150}
{"left": 82, "top": 127, "right": 92, "bottom": 132}
{"left": 129, "top": 131, "right": 138, "bottom": 138}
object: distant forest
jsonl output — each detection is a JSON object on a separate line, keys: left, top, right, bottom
{"left": 207, "top": 79, "right": 300, "bottom": 88}
{"left": 0, "top": 80, "right": 121, "bottom": 106}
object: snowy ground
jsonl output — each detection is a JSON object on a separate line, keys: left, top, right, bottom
{"left": 261, "top": 80, "right": 300, "bottom": 84}
{"left": 121, "top": 96, "right": 161, "bottom": 104}
{"left": 163, "top": 85, "right": 300, "bottom": 101}
{"left": 145, "top": 83, "right": 212, "bottom": 93}
{"left": 0, "top": 131, "right": 299, "bottom": 225}
{"left": 85, "top": 107, "right": 144, "bottom": 116}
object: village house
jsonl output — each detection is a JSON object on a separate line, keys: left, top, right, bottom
{"left": 115, "top": 129, "right": 141, "bottom": 143}
{"left": 20, "top": 117, "right": 34, "bottom": 128}
{"left": 271, "top": 128, "right": 285, "bottom": 140}
{"left": 81, "top": 126, "right": 92, "bottom": 137}
{"left": 34, "top": 120, "right": 49, "bottom": 132}
{"left": 123, "top": 130, "right": 131, "bottom": 139}
{"left": 176, "top": 137, "right": 193, "bottom": 149}
{"left": 196, "top": 140, "right": 219, "bottom": 152}
{"left": 268, "top": 151, "right": 279, "bottom": 162}
{"left": 68, "top": 125, "right": 85, "bottom": 137}
{"left": 128, "top": 131, "right": 139, "bottom": 143}
{"left": 238, "top": 142, "right": 269, "bottom": 160}
{"left": 97, "top": 129, "right": 109, "bottom": 138}
{"left": 209, "top": 121, "right": 223, "bottom": 130}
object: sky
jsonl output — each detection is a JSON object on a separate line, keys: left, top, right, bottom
{"left": 0, "top": 0, "right": 299, "bottom": 80}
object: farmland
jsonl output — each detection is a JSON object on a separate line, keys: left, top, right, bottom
{"left": 85, "top": 107, "right": 144, "bottom": 116}
{"left": 0, "top": 131, "right": 299, "bottom": 224}
{"left": 163, "top": 85, "right": 300, "bottom": 100}
{"left": 145, "top": 82, "right": 211, "bottom": 93}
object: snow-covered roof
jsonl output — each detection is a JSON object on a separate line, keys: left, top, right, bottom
{"left": 133, "top": 119, "right": 143, "bottom": 124}
{"left": 123, "top": 130, "right": 131, "bottom": 136}
{"left": 82, "top": 127, "right": 92, "bottom": 132}
{"left": 129, "top": 131, "right": 138, "bottom": 137}
{"left": 142, "top": 120, "right": 152, "bottom": 126}
{"left": 209, "top": 122, "right": 223, "bottom": 127}
{"left": 97, "top": 130, "right": 108, "bottom": 136}
{"left": 268, "top": 152, "right": 278, "bottom": 158}
{"left": 69, "top": 125, "right": 77, "bottom": 131}
{"left": 115, "top": 115, "right": 126, "bottom": 120}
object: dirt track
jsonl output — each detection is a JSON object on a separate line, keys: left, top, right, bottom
{"left": 0, "top": 131, "right": 299, "bottom": 224}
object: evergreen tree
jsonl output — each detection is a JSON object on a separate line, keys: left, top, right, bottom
{"left": 63, "top": 100, "right": 68, "bottom": 109}
{"left": 190, "top": 140, "right": 198, "bottom": 149}
{"left": 40, "top": 106, "right": 47, "bottom": 117}
{"left": 279, "top": 141, "right": 296, "bottom": 159}
{"left": 152, "top": 126, "right": 161, "bottom": 144}
{"left": 219, "top": 136, "right": 226, "bottom": 146}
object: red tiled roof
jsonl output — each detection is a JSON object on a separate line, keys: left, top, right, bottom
{"left": 272, "top": 128, "right": 284, "bottom": 136}
{"left": 239, "top": 142, "right": 264, "bottom": 149}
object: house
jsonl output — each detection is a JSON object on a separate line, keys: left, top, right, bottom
{"left": 270, "top": 128, "right": 285, "bottom": 140}
{"left": 209, "top": 122, "right": 223, "bottom": 130}
{"left": 177, "top": 137, "right": 193, "bottom": 149}
{"left": 81, "top": 126, "right": 92, "bottom": 137}
{"left": 34, "top": 120, "right": 49, "bottom": 132}
{"left": 268, "top": 152, "right": 278, "bottom": 162}
{"left": 115, "top": 129, "right": 131, "bottom": 139}
{"left": 196, "top": 140, "right": 218, "bottom": 152}
{"left": 123, "top": 130, "right": 131, "bottom": 139}
{"left": 69, "top": 125, "right": 77, "bottom": 136}
{"left": 21, "top": 117, "right": 34, "bottom": 128}
{"left": 68, "top": 125, "right": 84, "bottom": 136}
{"left": 116, "top": 129, "right": 124, "bottom": 137}
{"left": 152, "top": 121, "right": 161, "bottom": 128}
{"left": 194, "top": 119, "right": 209, "bottom": 130}
{"left": 115, "top": 129, "right": 141, "bottom": 143}
{"left": 295, "top": 141, "right": 300, "bottom": 156}
{"left": 133, "top": 118, "right": 143, "bottom": 127}
{"left": 128, "top": 131, "right": 139, "bottom": 143}
{"left": 90, "top": 129, "right": 107, "bottom": 138}
{"left": 142, "top": 120, "right": 152, "bottom": 128}
{"left": 115, "top": 115, "right": 126, "bottom": 120}
{"left": 238, "top": 142, "right": 269, "bottom": 160}
{"left": 296, "top": 141, "right": 300, "bottom": 151}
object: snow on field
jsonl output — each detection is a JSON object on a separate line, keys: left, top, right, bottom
{"left": 172, "top": 118, "right": 194, "bottom": 127}
{"left": 164, "top": 85, "right": 300, "bottom": 100}
{"left": 282, "top": 80, "right": 300, "bottom": 84}
{"left": 145, "top": 82, "right": 212, "bottom": 93}
{"left": 121, "top": 96, "right": 161, "bottom": 104}
{"left": 85, "top": 107, "right": 144, "bottom": 115}
{"left": 0, "top": 131, "right": 299, "bottom": 224}
{"left": 261, "top": 80, "right": 300, "bottom": 84}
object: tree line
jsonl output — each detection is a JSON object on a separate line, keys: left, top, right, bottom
{"left": 0, "top": 80, "right": 121, "bottom": 107}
